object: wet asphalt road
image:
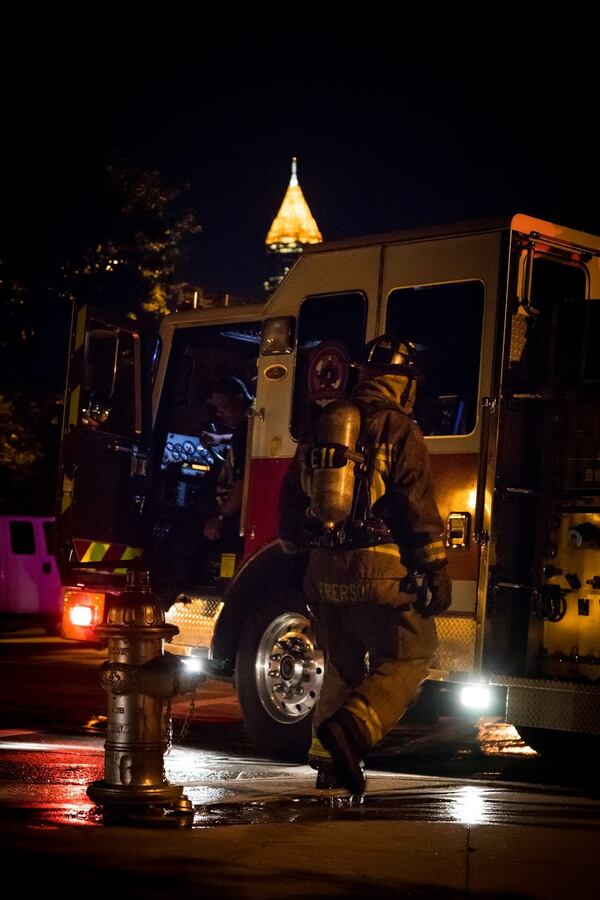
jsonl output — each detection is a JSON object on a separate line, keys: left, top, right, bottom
{"left": 2, "top": 632, "right": 600, "bottom": 898}
{"left": 1, "top": 724, "right": 600, "bottom": 899}
{"left": 0, "top": 630, "right": 598, "bottom": 796}
{"left": 0, "top": 630, "right": 598, "bottom": 792}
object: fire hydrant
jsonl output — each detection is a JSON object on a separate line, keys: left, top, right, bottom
{"left": 87, "top": 572, "right": 204, "bottom": 820}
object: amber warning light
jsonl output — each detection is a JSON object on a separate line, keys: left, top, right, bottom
{"left": 62, "top": 590, "right": 106, "bottom": 641}
{"left": 71, "top": 606, "right": 94, "bottom": 626}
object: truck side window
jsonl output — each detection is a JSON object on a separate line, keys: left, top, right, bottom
{"left": 83, "top": 325, "right": 140, "bottom": 436}
{"left": 10, "top": 521, "right": 35, "bottom": 555}
{"left": 291, "top": 292, "right": 366, "bottom": 440}
{"left": 510, "top": 257, "right": 587, "bottom": 391}
{"left": 386, "top": 281, "right": 485, "bottom": 436}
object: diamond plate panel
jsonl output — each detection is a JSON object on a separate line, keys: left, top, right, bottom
{"left": 492, "top": 675, "right": 600, "bottom": 693}
{"left": 505, "top": 681, "right": 600, "bottom": 734}
{"left": 432, "top": 615, "right": 476, "bottom": 672}
{"left": 509, "top": 312, "right": 529, "bottom": 363}
{"left": 166, "top": 596, "right": 223, "bottom": 651}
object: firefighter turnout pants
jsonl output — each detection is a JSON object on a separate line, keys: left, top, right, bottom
{"left": 310, "top": 602, "right": 438, "bottom": 764}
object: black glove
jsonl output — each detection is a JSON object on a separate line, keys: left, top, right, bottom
{"left": 423, "top": 567, "right": 452, "bottom": 616}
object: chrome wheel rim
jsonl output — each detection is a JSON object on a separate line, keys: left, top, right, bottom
{"left": 255, "top": 612, "right": 324, "bottom": 723}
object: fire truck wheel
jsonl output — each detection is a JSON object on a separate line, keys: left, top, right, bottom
{"left": 235, "top": 599, "right": 324, "bottom": 761}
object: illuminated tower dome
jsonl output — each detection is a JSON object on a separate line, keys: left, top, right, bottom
{"left": 264, "top": 157, "right": 323, "bottom": 293}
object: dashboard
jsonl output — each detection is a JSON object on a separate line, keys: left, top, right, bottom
{"left": 161, "top": 432, "right": 227, "bottom": 478}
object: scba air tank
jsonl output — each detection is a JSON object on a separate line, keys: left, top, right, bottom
{"left": 309, "top": 400, "right": 362, "bottom": 530}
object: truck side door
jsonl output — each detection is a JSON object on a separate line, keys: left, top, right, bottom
{"left": 381, "top": 230, "right": 504, "bottom": 677}
{"left": 56, "top": 306, "right": 153, "bottom": 585}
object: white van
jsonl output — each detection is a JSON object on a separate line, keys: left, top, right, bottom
{"left": 0, "top": 516, "right": 63, "bottom": 633}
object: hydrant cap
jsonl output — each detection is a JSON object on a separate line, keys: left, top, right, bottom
{"left": 105, "top": 589, "right": 167, "bottom": 628}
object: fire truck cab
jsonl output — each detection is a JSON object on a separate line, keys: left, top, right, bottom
{"left": 57, "top": 214, "right": 600, "bottom": 759}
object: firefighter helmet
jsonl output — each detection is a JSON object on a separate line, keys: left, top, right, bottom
{"left": 359, "top": 335, "right": 422, "bottom": 377}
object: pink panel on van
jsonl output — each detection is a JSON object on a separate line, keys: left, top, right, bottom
{"left": 0, "top": 517, "right": 62, "bottom": 616}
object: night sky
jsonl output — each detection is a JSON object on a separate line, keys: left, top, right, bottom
{"left": 3, "top": 24, "right": 599, "bottom": 299}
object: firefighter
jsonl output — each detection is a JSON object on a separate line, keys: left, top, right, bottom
{"left": 278, "top": 335, "right": 452, "bottom": 793}
{"left": 203, "top": 376, "right": 253, "bottom": 544}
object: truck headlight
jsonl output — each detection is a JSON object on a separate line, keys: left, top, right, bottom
{"left": 460, "top": 684, "right": 492, "bottom": 710}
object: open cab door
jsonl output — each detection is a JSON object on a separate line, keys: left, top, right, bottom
{"left": 56, "top": 305, "right": 154, "bottom": 635}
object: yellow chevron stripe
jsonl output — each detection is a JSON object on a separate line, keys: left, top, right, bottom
{"left": 120, "top": 546, "right": 143, "bottom": 560}
{"left": 81, "top": 541, "right": 111, "bottom": 563}
{"left": 114, "top": 545, "right": 144, "bottom": 575}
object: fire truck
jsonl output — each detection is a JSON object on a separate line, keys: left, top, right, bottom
{"left": 57, "top": 214, "right": 600, "bottom": 759}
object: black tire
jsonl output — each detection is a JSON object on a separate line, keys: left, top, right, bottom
{"left": 517, "top": 726, "right": 600, "bottom": 758}
{"left": 235, "top": 595, "right": 324, "bottom": 761}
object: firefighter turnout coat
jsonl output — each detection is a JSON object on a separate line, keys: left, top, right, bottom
{"left": 279, "top": 372, "right": 448, "bottom": 606}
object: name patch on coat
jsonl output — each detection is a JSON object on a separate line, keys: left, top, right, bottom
{"left": 318, "top": 581, "right": 378, "bottom": 602}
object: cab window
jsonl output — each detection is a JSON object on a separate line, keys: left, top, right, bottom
{"left": 82, "top": 324, "right": 141, "bottom": 436}
{"left": 291, "top": 292, "right": 366, "bottom": 440}
{"left": 386, "top": 281, "right": 484, "bottom": 435}
{"left": 151, "top": 320, "right": 261, "bottom": 598}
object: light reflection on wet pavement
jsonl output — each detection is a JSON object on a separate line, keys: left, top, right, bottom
{"left": 1, "top": 726, "right": 599, "bottom": 833}
{"left": 4, "top": 639, "right": 600, "bottom": 897}
{"left": 2, "top": 724, "right": 600, "bottom": 900}
{"left": 191, "top": 785, "right": 600, "bottom": 830}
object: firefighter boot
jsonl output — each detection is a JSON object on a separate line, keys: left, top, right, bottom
{"left": 308, "top": 737, "right": 344, "bottom": 790}
{"left": 317, "top": 708, "right": 368, "bottom": 794}
{"left": 315, "top": 760, "right": 346, "bottom": 790}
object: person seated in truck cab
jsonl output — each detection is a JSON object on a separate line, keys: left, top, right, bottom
{"left": 202, "top": 376, "right": 253, "bottom": 546}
